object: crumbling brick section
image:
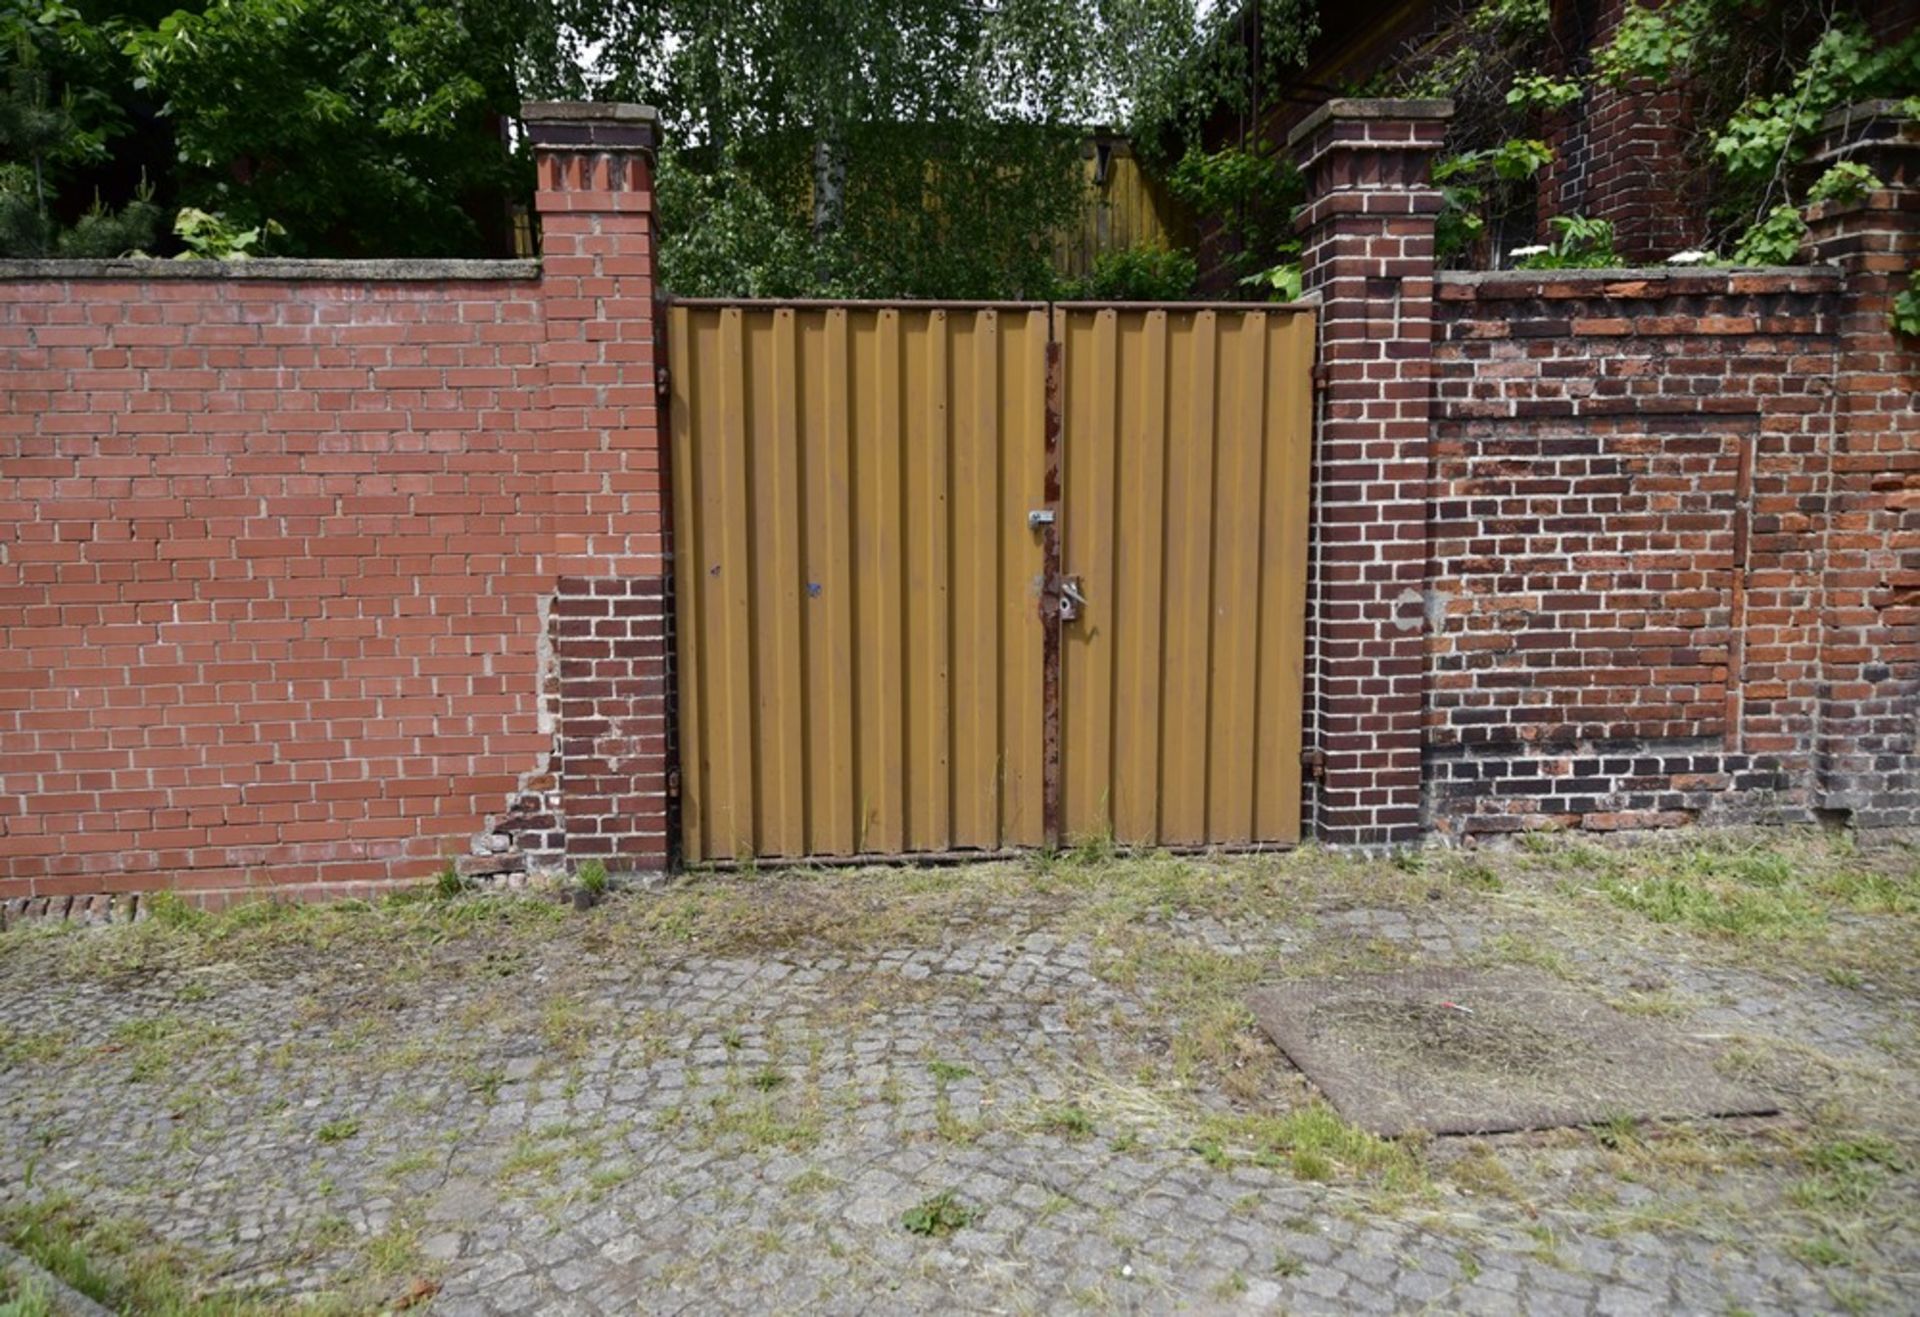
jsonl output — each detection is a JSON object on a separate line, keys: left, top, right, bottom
{"left": 1806, "top": 103, "right": 1920, "bottom": 827}
{"left": 1289, "top": 99, "right": 1452, "bottom": 846}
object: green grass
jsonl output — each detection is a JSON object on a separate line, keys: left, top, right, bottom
{"left": 0, "top": 1266, "right": 53, "bottom": 1317}
{"left": 315, "top": 1118, "right": 360, "bottom": 1145}
{"left": 0, "top": 1196, "right": 357, "bottom": 1315}
{"left": 1575, "top": 838, "right": 1918, "bottom": 941}
{"left": 901, "top": 1190, "right": 977, "bottom": 1238}
{"left": 1191, "top": 1104, "right": 1425, "bottom": 1192}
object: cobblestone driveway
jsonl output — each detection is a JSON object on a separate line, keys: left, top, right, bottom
{"left": 2, "top": 833, "right": 1916, "bottom": 1314}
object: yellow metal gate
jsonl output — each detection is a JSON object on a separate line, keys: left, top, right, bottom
{"left": 668, "top": 300, "right": 1313, "bottom": 863}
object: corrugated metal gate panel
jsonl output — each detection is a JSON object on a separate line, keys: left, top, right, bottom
{"left": 1055, "top": 307, "right": 1315, "bottom": 848}
{"left": 668, "top": 304, "right": 1049, "bottom": 862}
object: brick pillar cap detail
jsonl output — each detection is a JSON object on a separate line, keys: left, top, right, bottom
{"left": 522, "top": 101, "right": 660, "bottom": 152}
{"left": 1286, "top": 98, "right": 1454, "bottom": 151}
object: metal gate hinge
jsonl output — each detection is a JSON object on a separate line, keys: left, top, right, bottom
{"left": 1311, "top": 364, "right": 1330, "bottom": 389}
{"left": 1028, "top": 508, "right": 1056, "bottom": 530}
{"left": 1302, "top": 748, "right": 1326, "bottom": 779}
{"left": 656, "top": 365, "right": 670, "bottom": 395}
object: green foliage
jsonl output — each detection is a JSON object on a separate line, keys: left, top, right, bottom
{"left": 901, "top": 1189, "right": 977, "bottom": 1237}
{"left": 630, "top": 0, "right": 1098, "bottom": 298}
{"left": 1165, "top": 143, "right": 1303, "bottom": 283}
{"left": 435, "top": 862, "right": 467, "bottom": 900}
{"left": 1804, "top": 160, "right": 1881, "bottom": 207}
{"left": 1505, "top": 73, "right": 1581, "bottom": 113}
{"left": 1432, "top": 140, "right": 1554, "bottom": 262}
{"left": 1593, "top": 0, "right": 1712, "bottom": 86}
{"left": 125, "top": 0, "right": 563, "bottom": 257}
{"left": 576, "top": 859, "right": 609, "bottom": 897}
{"left": 0, "top": 12, "right": 159, "bottom": 258}
{"left": 1730, "top": 204, "right": 1807, "bottom": 265}
{"left": 171, "top": 206, "right": 282, "bottom": 260}
{"left": 1240, "top": 260, "right": 1303, "bottom": 301}
{"left": 1513, "top": 215, "right": 1620, "bottom": 269}
{"left": 1891, "top": 269, "right": 1920, "bottom": 339}
{"left": 1711, "top": 20, "right": 1916, "bottom": 188}
{"left": 1120, "top": 0, "right": 1321, "bottom": 167}
{"left": 1061, "top": 242, "right": 1197, "bottom": 301}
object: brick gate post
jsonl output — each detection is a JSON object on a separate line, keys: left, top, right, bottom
{"left": 1289, "top": 99, "right": 1452, "bottom": 847}
{"left": 523, "top": 103, "right": 673, "bottom": 875}
{"left": 1803, "top": 101, "right": 1920, "bottom": 827}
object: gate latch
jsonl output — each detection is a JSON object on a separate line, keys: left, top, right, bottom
{"left": 1058, "top": 575, "right": 1087, "bottom": 622}
{"left": 1027, "top": 508, "right": 1056, "bottom": 530}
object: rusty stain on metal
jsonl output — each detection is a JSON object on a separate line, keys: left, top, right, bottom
{"left": 1041, "top": 337, "right": 1065, "bottom": 849}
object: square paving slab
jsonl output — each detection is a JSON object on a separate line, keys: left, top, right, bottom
{"left": 1248, "top": 967, "right": 1779, "bottom": 1137}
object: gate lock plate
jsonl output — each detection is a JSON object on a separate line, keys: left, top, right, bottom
{"left": 1058, "top": 576, "right": 1086, "bottom": 622}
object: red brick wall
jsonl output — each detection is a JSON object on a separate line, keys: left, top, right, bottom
{"left": 1427, "top": 269, "right": 1842, "bottom": 834}
{"left": 0, "top": 103, "right": 669, "bottom": 901}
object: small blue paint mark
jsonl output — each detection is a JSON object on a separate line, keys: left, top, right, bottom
{"left": 806, "top": 582, "right": 823, "bottom": 598}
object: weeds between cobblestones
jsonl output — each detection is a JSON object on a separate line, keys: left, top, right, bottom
{"left": 1, "top": 830, "right": 1915, "bottom": 1313}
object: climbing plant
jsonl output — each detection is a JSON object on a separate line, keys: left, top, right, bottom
{"left": 1386, "top": 0, "right": 1917, "bottom": 267}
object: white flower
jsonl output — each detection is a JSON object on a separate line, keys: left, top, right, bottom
{"left": 1508, "top": 244, "right": 1550, "bottom": 259}
{"left": 1667, "top": 249, "right": 1716, "bottom": 265}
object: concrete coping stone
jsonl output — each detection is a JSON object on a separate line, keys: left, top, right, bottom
{"left": 0, "top": 258, "right": 541, "bottom": 281}
{"left": 1286, "top": 98, "right": 1454, "bottom": 150}
{"left": 1436, "top": 265, "right": 1840, "bottom": 292}
{"left": 1819, "top": 98, "right": 1915, "bottom": 132}
{"left": 521, "top": 101, "right": 659, "bottom": 124}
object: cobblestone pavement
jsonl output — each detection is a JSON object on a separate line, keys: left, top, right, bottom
{"left": 2, "top": 835, "right": 1917, "bottom": 1314}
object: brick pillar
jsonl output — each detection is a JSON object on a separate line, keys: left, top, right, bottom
{"left": 1289, "top": 99, "right": 1451, "bottom": 847}
{"left": 1805, "top": 101, "right": 1920, "bottom": 826}
{"left": 524, "top": 102, "right": 673, "bottom": 874}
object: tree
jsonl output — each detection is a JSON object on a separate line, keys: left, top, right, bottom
{"left": 125, "top": 0, "right": 580, "bottom": 257}
{"left": 0, "top": 2, "right": 162, "bottom": 257}
{"left": 582, "top": 0, "right": 1118, "bottom": 298}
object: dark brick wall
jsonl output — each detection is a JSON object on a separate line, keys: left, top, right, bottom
{"left": 1289, "top": 100, "right": 1453, "bottom": 846}
{"left": 1427, "top": 268, "right": 1842, "bottom": 835}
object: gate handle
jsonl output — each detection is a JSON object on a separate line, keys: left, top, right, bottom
{"left": 1059, "top": 576, "right": 1087, "bottom": 622}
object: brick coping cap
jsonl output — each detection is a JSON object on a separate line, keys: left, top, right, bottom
{"left": 1286, "top": 98, "right": 1454, "bottom": 149}
{"left": 0, "top": 257, "right": 541, "bottom": 282}
{"left": 1436, "top": 265, "right": 1840, "bottom": 293}
{"left": 522, "top": 101, "right": 659, "bottom": 124}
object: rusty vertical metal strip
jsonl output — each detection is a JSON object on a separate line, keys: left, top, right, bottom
{"left": 1040, "top": 333, "right": 1065, "bottom": 849}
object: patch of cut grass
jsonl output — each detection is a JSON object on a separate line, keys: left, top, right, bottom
{"left": 1192, "top": 1104, "right": 1425, "bottom": 1192}
{"left": 1036, "top": 1103, "right": 1096, "bottom": 1139}
{"left": 0, "top": 1029, "right": 68, "bottom": 1070}
{"left": 107, "top": 1015, "right": 233, "bottom": 1082}
{"left": 0, "top": 1196, "right": 356, "bottom": 1315}
{"left": 702, "top": 1096, "right": 821, "bottom": 1152}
